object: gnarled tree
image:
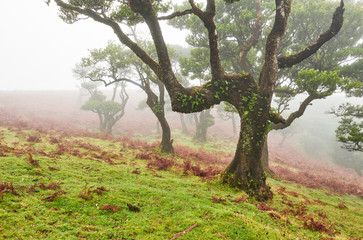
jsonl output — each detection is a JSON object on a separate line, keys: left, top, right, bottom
{"left": 51, "top": 0, "right": 345, "bottom": 200}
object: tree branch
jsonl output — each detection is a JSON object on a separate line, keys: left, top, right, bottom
{"left": 158, "top": 9, "right": 193, "bottom": 20}
{"left": 188, "top": 0, "right": 224, "bottom": 81}
{"left": 272, "top": 94, "right": 324, "bottom": 130}
{"left": 238, "top": 0, "right": 263, "bottom": 70}
{"left": 54, "top": 0, "right": 161, "bottom": 75}
{"left": 278, "top": 0, "right": 345, "bottom": 69}
{"left": 258, "top": 0, "right": 292, "bottom": 96}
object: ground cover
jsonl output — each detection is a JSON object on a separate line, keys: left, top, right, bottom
{"left": 0, "top": 126, "right": 362, "bottom": 239}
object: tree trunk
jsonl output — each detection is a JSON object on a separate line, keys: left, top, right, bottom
{"left": 155, "top": 111, "right": 174, "bottom": 153}
{"left": 261, "top": 138, "right": 277, "bottom": 178}
{"left": 231, "top": 112, "right": 237, "bottom": 138}
{"left": 179, "top": 113, "right": 188, "bottom": 134}
{"left": 156, "top": 120, "right": 161, "bottom": 134}
{"left": 144, "top": 81, "right": 174, "bottom": 154}
{"left": 194, "top": 109, "right": 213, "bottom": 142}
{"left": 221, "top": 108, "right": 273, "bottom": 201}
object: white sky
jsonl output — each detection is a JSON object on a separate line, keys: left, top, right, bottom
{"left": 0, "top": 0, "right": 188, "bottom": 91}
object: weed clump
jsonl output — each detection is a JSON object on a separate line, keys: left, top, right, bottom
{"left": 230, "top": 196, "right": 246, "bottom": 203}
{"left": 337, "top": 202, "right": 348, "bottom": 209}
{"left": 27, "top": 153, "right": 40, "bottom": 167}
{"left": 78, "top": 183, "right": 109, "bottom": 200}
{"left": 99, "top": 205, "right": 121, "bottom": 213}
{"left": 183, "top": 160, "right": 222, "bottom": 178}
{"left": 256, "top": 202, "right": 277, "bottom": 211}
{"left": 127, "top": 203, "right": 140, "bottom": 212}
{"left": 211, "top": 196, "right": 227, "bottom": 205}
{"left": 0, "top": 182, "right": 19, "bottom": 199}
{"left": 27, "top": 134, "right": 41, "bottom": 143}
{"left": 41, "top": 190, "right": 66, "bottom": 202}
{"left": 301, "top": 214, "right": 336, "bottom": 236}
{"left": 29, "top": 182, "right": 61, "bottom": 192}
{"left": 147, "top": 156, "right": 175, "bottom": 171}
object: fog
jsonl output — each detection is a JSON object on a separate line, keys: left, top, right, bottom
{"left": 0, "top": 0, "right": 187, "bottom": 90}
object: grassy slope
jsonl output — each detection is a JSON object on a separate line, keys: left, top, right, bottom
{"left": 0, "top": 127, "right": 362, "bottom": 240}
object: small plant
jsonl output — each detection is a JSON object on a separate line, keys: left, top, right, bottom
{"left": 147, "top": 156, "right": 175, "bottom": 171}
{"left": 230, "top": 196, "right": 246, "bottom": 203}
{"left": 78, "top": 183, "right": 109, "bottom": 200}
{"left": 99, "top": 205, "right": 121, "bottom": 213}
{"left": 0, "top": 182, "right": 19, "bottom": 199}
{"left": 27, "top": 134, "right": 41, "bottom": 143}
{"left": 301, "top": 214, "right": 335, "bottom": 236}
{"left": 27, "top": 153, "right": 40, "bottom": 167}
{"left": 211, "top": 196, "right": 227, "bottom": 205}
{"left": 256, "top": 202, "right": 277, "bottom": 211}
{"left": 337, "top": 202, "right": 348, "bottom": 209}
{"left": 41, "top": 190, "right": 66, "bottom": 202}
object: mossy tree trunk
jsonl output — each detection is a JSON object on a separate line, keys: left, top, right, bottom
{"left": 221, "top": 93, "right": 273, "bottom": 200}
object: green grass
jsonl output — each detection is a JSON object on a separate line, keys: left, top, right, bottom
{"left": 0, "top": 127, "right": 362, "bottom": 239}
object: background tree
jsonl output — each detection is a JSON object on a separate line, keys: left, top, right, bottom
{"left": 333, "top": 103, "right": 363, "bottom": 152}
{"left": 76, "top": 41, "right": 175, "bottom": 153}
{"left": 79, "top": 81, "right": 128, "bottom": 134}
{"left": 52, "top": 0, "right": 345, "bottom": 200}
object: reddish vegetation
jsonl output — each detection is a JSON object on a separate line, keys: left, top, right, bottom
{"left": 211, "top": 196, "right": 227, "bottom": 205}
{"left": 301, "top": 214, "right": 335, "bottom": 236}
{"left": 337, "top": 202, "right": 348, "bottom": 209}
{"left": 147, "top": 156, "right": 175, "bottom": 171}
{"left": 270, "top": 150, "right": 363, "bottom": 197}
{"left": 29, "top": 182, "right": 61, "bottom": 192}
{"left": 230, "top": 196, "right": 246, "bottom": 203}
{"left": 41, "top": 190, "right": 66, "bottom": 202}
{"left": 78, "top": 183, "right": 109, "bottom": 200}
{"left": 0, "top": 182, "right": 19, "bottom": 199}
{"left": 27, "top": 153, "right": 40, "bottom": 167}
{"left": 0, "top": 91, "right": 362, "bottom": 198}
{"left": 27, "top": 134, "right": 41, "bottom": 143}
{"left": 256, "top": 202, "right": 277, "bottom": 211}
{"left": 99, "top": 205, "right": 121, "bottom": 213}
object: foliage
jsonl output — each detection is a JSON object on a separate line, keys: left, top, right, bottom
{"left": 333, "top": 103, "right": 363, "bottom": 152}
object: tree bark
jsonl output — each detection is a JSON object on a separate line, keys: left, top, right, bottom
{"left": 144, "top": 81, "right": 174, "bottom": 154}
{"left": 155, "top": 111, "right": 174, "bottom": 153}
{"left": 221, "top": 108, "right": 273, "bottom": 201}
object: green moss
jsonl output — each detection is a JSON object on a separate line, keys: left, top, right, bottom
{"left": 0, "top": 127, "right": 362, "bottom": 239}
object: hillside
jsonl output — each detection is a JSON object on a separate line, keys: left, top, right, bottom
{"left": 0, "top": 90, "right": 362, "bottom": 239}
{"left": 0, "top": 125, "right": 362, "bottom": 239}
